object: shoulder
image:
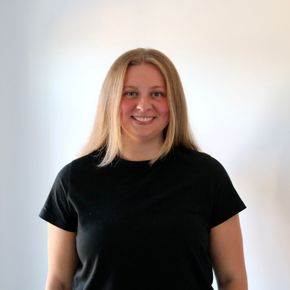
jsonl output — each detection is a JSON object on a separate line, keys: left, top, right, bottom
{"left": 56, "top": 150, "right": 102, "bottom": 182}
{"left": 169, "top": 147, "right": 230, "bottom": 182}
{"left": 172, "top": 146, "right": 223, "bottom": 169}
{"left": 70, "top": 149, "right": 102, "bottom": 167}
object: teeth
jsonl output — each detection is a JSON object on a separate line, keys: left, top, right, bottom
{"left": 133, "top": 116, "right": 154, "bottom": 122}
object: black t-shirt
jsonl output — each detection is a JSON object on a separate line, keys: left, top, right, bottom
{"left": 39, "top": 147, "right": 246, "bottom": 290}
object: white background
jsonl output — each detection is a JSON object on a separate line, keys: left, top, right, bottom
{"left": 1, "top": 0, "right": 290, "bottom": 289}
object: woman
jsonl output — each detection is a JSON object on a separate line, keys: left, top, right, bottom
{"left": 40, "top": 48, "right": 247, "bottom": 290}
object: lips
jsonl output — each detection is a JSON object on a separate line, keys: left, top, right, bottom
{"left": 131, "top": 115, "right": 156, "bottom": 122}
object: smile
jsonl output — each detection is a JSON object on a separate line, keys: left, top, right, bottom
{"left": 132, "top": 116, "right": 155, "bottom": 122}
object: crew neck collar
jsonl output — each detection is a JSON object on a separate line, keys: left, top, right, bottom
{"left": 114, "top": 155, "right": 151, "bottom": 167}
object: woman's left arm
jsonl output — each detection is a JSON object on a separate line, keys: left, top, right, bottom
{"left": 210, "top": 214, "right": 248, "bottom": 290}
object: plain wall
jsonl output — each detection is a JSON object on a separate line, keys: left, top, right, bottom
{"left": 1, "top": 0, "right": 289, "bottom": 289}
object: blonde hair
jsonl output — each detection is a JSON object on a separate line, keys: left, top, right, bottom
{"left": 79, "top": 48, "right": 199, "bottom": 166}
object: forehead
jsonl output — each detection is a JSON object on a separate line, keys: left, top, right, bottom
{"left": 124, "top": 63, "right": 165, "bottom": 87}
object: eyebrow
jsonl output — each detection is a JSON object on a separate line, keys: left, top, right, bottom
{"left": 123, "top": 85, "right": 166, "bottom": 89}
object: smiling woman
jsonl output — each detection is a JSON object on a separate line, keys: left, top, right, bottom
{"left": 79, "top": 48, "right": 198, "bottom": 166}
{"left": 120, "top": 63, "right": 170, "bottom": 160}
{"left": 39, "top": 48, "right": 247, "bottom": 290}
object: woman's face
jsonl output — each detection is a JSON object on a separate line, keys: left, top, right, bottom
{"left": 120, "top": 63, "right": 169, "bottom": 145}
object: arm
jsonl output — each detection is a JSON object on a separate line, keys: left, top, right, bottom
{"left": 44, "top": 223, "right": 78, "bottom": 290}
{"left": 210, "top": 214, "right": 248, "bottom": 290}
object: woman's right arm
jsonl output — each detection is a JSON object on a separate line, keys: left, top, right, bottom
{"left": 44, "top": 223, "right": 78, "bottom": 290}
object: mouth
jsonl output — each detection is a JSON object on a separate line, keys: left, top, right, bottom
{"left": 131, "top": 116, "right": 156, "bottom": 122}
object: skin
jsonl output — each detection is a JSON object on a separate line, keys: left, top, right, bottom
{"left": 44, "top": 63, "right": 247, "bottom": 290}
{"left": 120, "top": 63, "right": 169, "bottom": 161}
{"left": 210, "top": 215, "right": 248, "bottom": 290}
{"left": 44, "top": 224, "right": 77, "bottom": 290}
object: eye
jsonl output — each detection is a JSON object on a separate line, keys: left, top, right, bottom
{"left": 151, "top": 91, "right": 165, "bottom": 98}
{"left": 123, "top": 91, "right": 138, "bottom": 98}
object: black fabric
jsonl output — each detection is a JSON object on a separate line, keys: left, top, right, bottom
{"left": 39, "top": 147, "right": 246, "bottom": 290}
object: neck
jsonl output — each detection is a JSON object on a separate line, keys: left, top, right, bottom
{"left": 119, "top": 136, "right": 163, "bottom": 161}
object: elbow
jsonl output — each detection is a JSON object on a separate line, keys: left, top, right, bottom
{"left": 45, "top": 279, "right": 72, "bottom": 290}
{"left": 217, "top": 276, "right": 248, "bottom": 290}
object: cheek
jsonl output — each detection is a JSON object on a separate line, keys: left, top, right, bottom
{"left": 120, "top": 98, "right": 135, "bottom": 116}
{"left": 157, "top": 100, "right": 170, "bottom": 120}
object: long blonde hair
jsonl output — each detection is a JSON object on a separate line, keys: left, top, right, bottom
{"left": 79, "top": 48, "right": 199, "bottom": 166}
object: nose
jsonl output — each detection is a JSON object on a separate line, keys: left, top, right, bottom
{"left": 136, "top": 95, "right": 152, "bottom": 112}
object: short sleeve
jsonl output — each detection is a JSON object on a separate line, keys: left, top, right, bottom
{"left": 39, "top": 164, "right": 78, "bottom": 232}
{"left": 210, "top": 158, "right": 246, "bottom": 228}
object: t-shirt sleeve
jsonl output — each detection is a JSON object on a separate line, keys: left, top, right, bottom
{"left": 209, "top": 157, "right": 246, "bottom": 228}
{"left": 39, "top": 163, "right": 78, "bottom": 232}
